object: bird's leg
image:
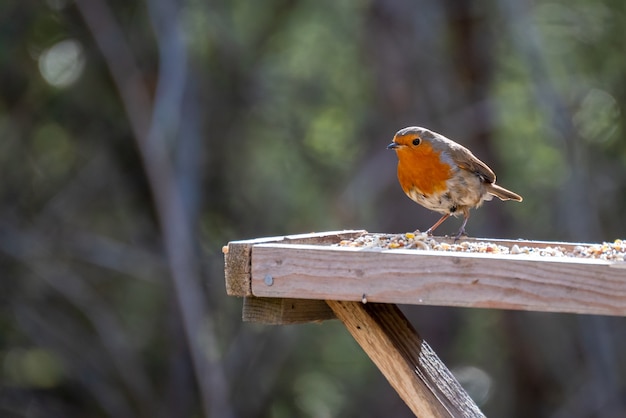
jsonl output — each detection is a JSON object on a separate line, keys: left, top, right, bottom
{"left": 454, "top": 213, "right": 470, "bottom": 242}
{"left": 424, "top": 213, "right": 450, "bottom": 236}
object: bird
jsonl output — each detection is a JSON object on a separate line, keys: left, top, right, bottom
{"left": 387, "top": 126, "right": 522, "bottom": 239}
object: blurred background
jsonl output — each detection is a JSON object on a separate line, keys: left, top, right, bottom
{"left": 1, "top": 0, "right": 626, "bottom": 417}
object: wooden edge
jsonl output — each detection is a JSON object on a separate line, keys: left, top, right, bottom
{"left": 326, "top": 301, "right": 485, "bottom": 418}
{"left": 226, "top": 230, "right": 620, "bottom": 298}
{"left": 223, "top": 230, "right": 366, "bottom": 296}
{"left": 251, "top": 243, "right": 626, "bottom": 316}
{"left": 251, "top": 241, "right": 619, "bottom": 266}
{"left": 242, "top": 297, "right": 335, "bottom": 324}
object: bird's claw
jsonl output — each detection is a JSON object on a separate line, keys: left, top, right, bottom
{"left": 453, "top": 228, "right": 467, "bottom": 242}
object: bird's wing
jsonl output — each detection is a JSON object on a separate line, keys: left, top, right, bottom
{"left": 426, "top": 129, "right": 497, "bottom": 184}
{"left": 448, "top": 143, "right": 496, "bottom": 184}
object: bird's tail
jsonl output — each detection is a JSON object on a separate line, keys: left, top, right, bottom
{"left": 487, "top": 184, "right": 523, "bottom": 202}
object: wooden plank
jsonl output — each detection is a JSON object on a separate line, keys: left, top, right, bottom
{"left": 223, "top": 230, "right": 366, "bottom": 296}
{"left": 326, "top": 301, "right": 485, "bottom": 418}
{"left": 242, "top": 297, "right": 335, "bottom": 324}
{"left": 251, "top": 243, "right": 626, "bottom": 316}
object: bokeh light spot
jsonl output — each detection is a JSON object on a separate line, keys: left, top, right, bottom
{"left": 573, "top": 88, "right": 620, "bottom": 145}
{"left": 38, "top": 39, "right": 85, "bottom": 88}
{"left": 452, "top": 365, "right": 492, "bottom": 406}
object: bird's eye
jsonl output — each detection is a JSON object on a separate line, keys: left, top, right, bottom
{"left": 412, "top": 138, "right": 421, "bottom": 146}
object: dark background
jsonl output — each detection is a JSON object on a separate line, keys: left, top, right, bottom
{"left": 1, "top": 0, "right": 626, "bottom": 417}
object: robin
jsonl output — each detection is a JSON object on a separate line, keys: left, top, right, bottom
{"left": 387, "top": 126, "right": 522, "bottom": 239}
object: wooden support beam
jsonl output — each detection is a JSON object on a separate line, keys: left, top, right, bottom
{"left": 242, "top": 297, "right": 334, "bottom": 324}
{"left": 326, "top": 301, "right": 485, "bottom": 418}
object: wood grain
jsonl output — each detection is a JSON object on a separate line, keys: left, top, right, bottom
{"left": 326, "top": 301, "right": 485, "bottom": 418}
{"left": 251, "top": 243, "right": 626, "bottom": 316}
{"left": 242, "top": 297, "right": 335, "bottom": 324}
{"left": 224, "top": 230, "right": 366, "bottom": 296}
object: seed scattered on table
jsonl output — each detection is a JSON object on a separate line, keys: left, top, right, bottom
{"left": 333, "top": 234, "right": 625, "bottom": 262}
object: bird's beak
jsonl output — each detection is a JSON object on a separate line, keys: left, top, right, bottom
{"left": 387, "top": 142, "right": 399, "bottom": 150}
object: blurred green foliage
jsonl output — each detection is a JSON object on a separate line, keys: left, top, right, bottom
{"left": 1, "top": 0, "right": 626, "bottom": 417}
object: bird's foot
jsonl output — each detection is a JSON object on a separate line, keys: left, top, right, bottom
{"left": 453, "top": 228, "right": 467, "bottom": 242}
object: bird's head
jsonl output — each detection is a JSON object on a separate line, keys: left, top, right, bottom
{"left": 387, "top": 126, "right": 433, "bottom": 151}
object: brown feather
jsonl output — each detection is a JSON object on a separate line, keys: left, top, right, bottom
{"left": 453, "top": 150, "right": 496, "bottom": 184}
{"left": 426, "top": 130, "right": 497, "bottom": 184}
{"left": 486, "top": 184, "right": 523, "bottom": 201}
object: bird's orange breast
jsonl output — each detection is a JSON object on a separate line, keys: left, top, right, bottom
{"left": 396, "top": 142, "right": 452, "bottom": 196}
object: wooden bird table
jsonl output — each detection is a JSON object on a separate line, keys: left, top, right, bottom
{"left": 223, "top": 230, "right": 626, "bottom": 417}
